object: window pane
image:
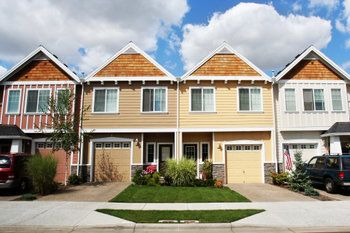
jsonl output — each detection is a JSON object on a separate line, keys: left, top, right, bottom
{"left": 203, "top": 89, "right": 214, "bottom": 111}
{"left": 142, "top": 89, "right": 153, "bottom": 112}
{"left": 191, "top": 89, "right": 202, "bottom": 111}
{"left": 26, "top": 90, "right": 38, "bottom": 113}
{"left": 250, "top": 88, "right": 261, "bottom": 111}
{"left": 331, "top": 89, "right": 342, "bottom": 111}
{"left": 57, "top": 89, "right": 69, "bottom": 113}
{"left": 106, "top": 89, "right": 117, "bottom": 112}
{"left": 184, "top": 144, "right": 197, "bottom": 160}
{"left": 201, "top": 144, "right": 209, "bottom": 161}
{"left": 7, "top": 90, "right": 20, "bottom": 113}
{"left": 285, "top": 89, "right": 296, "bottom": 111}
{"left": 38, "top": 90, "right": 50, "bottom": 113}
{"left": 239, "top": 89, "right": 250, "bottom": 111}
{"left": 303, "top": 89, "right": 314, "bottom": 111}
{"left": 154, "top": 88, "right": 166, "bottom": 112}
{"left": 314, "top": 89, "right": 325, "bottom": 110}
{"left": 147, "top": 144, "right": 155, "bottom": 163}
{"left": 94, "top": 90, "right": 105, "bottom": 112}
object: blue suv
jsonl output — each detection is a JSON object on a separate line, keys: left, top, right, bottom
{"left": 306, "top": 155, "right": 350, "bottom": 193}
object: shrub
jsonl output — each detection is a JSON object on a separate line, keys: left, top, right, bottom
{"left": 132, "top": 169, "right": 146, "bottom": 185}
{"left": 215, "top": 179, "right": 223, "bottom": 188}
{"left": 165, "top": 158, "right": 196, "bottom": 186}
{"left": 26, "top": 155, "right": 58, "bottom": 195}
{"left": 132, "top": 167, "right": 161, "bottom": 186}
{"left": 194, "top": 178, "right": 215, "bottom": 187}
{"left": 202, "top": 160, "right": 213, "bottom": 180}
{"left": 270, "top": 172, "right": 289, "bottom": 186}
{"left": 20, "top": 193, "right": 37, "bottom": 201}
{"left": 68, "top": 174, "right": 83, "bottom": 185}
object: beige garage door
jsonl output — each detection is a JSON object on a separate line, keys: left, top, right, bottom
{"left": 94, "top": 142, "right": 131, "bottom": 182}
{"left": 226, "top": 144, "right": 262, "bottom": 183}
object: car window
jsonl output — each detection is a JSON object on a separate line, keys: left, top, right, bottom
{"left": 315, "top": 157, "right": 325, "bottom": 169}
{"left": 326, "top": 157, "right": 340, "bottom": 170}
{"left": 308, "top": 157, "right": 318, "bottom": 168}
{"left": 0, "top": 156, "right": 11, "bottom": 168}
{"left": 342, "top": 157, "right": 350, "bottom": 170}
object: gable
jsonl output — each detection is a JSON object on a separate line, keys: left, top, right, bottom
{"left": 282, "top": 59, "right": 343, "bottom": 81}
{"left": 190, "top": 53, "right": 260, "bottom": 76}
{"left": 95, "top": 53, "right": 166, "bottom": 77}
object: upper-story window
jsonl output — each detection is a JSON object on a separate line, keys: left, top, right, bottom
{"left": 331, "top": 89, "right": 342, "bottom": 111}
{"left": 285, "top": 88, "right": 296, "bottom": 112}
{"left": 142, "top": 87, "right": 167, "bottom": 112}
{"left": 56, "top": 89, "right": 70, "bottom": 114}
{"left": 25, "top": 89, "right": 50, "bottom": 114}
{"left": 190, "top": 87, "right": 215, "bottom": 112}
{"left": 238, "top": 87, "right": 262, "bottom": 111}
{"left": 93, "top": 88, "right": 118, "bottom": 113}
{"left": 303, "top": 89, "right": 325, "bottom": 111}
{"left": 6, "top": 89, "right": 21, "bottom": 114}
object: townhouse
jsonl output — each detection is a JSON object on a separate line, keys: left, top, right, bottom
{"left": 274, "top": 46, "right": 350, "bottom": 168}
{"left": 0, "top": 46, "right": 81, "bottom": 183}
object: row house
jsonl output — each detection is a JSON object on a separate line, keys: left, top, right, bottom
{"left": 0, "top": 46, "right": 82, "bottom": 183}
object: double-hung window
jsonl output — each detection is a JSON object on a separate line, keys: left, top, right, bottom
{"left": 238, "top": 88, "right": 262, "bottom": 111}
{"left": 331, "top": 89, "right": 342, "bottom": 111}
{"left": 93, "top": 88, "right": 118, "bottom": 113}
{"left": 26, "top": 89, "right": 50, "bottom": 114}
{"left": 7, "top": 89, "right": 21, "bottom": 114}
{"left": 285, "top": 88, "right": 296, "bottom": 112}
{"left": 303, "top": 89, "right": 325, "bottom": 111}
{"left": 142, "top": 87, "right": 167, "bottom": 112}
{"left": 190, "top": 87, "right": 215, "bottom": 112}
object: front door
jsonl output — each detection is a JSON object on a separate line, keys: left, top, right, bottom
{"left": 159, "top": 144, "right": 173, "bottom": 173}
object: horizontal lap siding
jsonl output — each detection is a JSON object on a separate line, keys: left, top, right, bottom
{"left": 179, "top": 81, "right": 273, "bottom": 128}
{"left": 83, "top": 82, "right": 177, "bottom": 128}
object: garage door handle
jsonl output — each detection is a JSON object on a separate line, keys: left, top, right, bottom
{"left": 243, "top": 170, "right": 245, "bottom": 174}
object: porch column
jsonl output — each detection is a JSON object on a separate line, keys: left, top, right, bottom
{"left": 178, "top": 132, "right": 182, "bottom": 161}
{"left": 330, "top": 136, "right": 342, "bottom": 155}
{"left": 10, "top": 139, "right": 22, "bottom": 153}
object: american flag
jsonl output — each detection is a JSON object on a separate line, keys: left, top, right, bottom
{"left": 284, "top": 145, "right": 292, "bottom": 171}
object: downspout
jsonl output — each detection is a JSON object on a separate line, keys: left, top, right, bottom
{"left": 271, "top": 76, "right": 279, "bottom": 173}
{"left": 176, "top": 79, "right": 180, "bottom": 161}
{"left": 77, "top": 81, "right": 85, "bottom": 176}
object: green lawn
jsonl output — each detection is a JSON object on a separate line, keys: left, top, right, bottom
{"left": 96, "top": 209, "right": 264, "bottom": 223}
{"left": 110, "top": 185, "right": 250, "bottom": 203}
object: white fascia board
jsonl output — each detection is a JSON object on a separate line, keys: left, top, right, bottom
{"left": 281, "top": 139, "right": 321, "bottom": 144}
{"left": 0, "top": 136, "right": 32, "bottom": 140}
{"left": 23, "top": 129, "right": 54, "bottom": 134}
{"left": 1, "top": 80, "right": 75, "bottom": 86}
{"left": 279, "top": 127, "right": 329, "bottom": 131}
{"left": 275, "top": 45, "right": 350, "bottom": 82}
{"left": 82, "top": 128, "right": 177, "bottom": 133}
{"left": 86, "top": 76, "right": 177, "bottom": 82}
{"left": 321, "top": 132, "right": 350, "bottom": 137}
{"left": 85, "top": 42, "right": 176, "bottom": 82}
{"left": 179, "top": 127, "right": 273, "bottom": 132}
{"left": 181, "top": 42, "right": 270, "bottom": 81}
{"left": 0, "top": 46, "right": 80, "bottom": 83}
{"left": 278, "top": 80, "right": 346, "bottom": 84}
{"left": 183, "top": 76, "right": 271, "bottom": 82}
{"left": 91, "top": 137, "right": 134, "bottom": 142}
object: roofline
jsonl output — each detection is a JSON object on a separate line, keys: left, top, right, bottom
{"left": 0, "top": 46, "right": 81, "bottom": 83}
{"left": 180, "top": 42, "right": 271, "bottom": 81}
{"left": 84, "top": 42, "right": 177, "bottom": 82}
{"left": 321, "top": 132, "right": 350, "bottom": 137}
{"left": 275, "top": 45, "right": 350, "bottom": 82}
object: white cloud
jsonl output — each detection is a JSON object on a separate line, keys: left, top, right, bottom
{"left": 336, "top": 0, "right": 350, "bottom": 33}
{"left": 341, "top": 60, "right": 350, "bottom": 70}
{"left": 292, "top": 2, "right": 302, "bottom": 13}
{"left": 0, "top": 65, "right": 7, "bottom": 76}
{"left": 308, "top": 0, "right": 339, "bottom": 10}
{"left": 0, "top": 0, "right": 189, "bottom": 74}
{"left": 180, "top": 3, "right": 332, "bottom": 71}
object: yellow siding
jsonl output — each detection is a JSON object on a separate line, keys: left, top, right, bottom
{"left": 83, "top": 81, "right": 177, "bottom": 129}
{"left": 179, "top": 81, "right": 273, "bottom": 128}
{"left": 213, "top": 132, "right": 272, "bottom": 163}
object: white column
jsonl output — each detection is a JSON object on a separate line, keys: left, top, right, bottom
{"left": 10, "top": 140, "right": 22, "bottom": 153}
{"left": 178, "top": 132, "right": 182, "bottom": 161}
{"left": 330, "top": 136, "right": 342, "bottom": 155}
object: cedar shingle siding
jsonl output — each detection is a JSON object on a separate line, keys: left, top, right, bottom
{"left": 95, "top": 54, "right": 165, "bottom": 77}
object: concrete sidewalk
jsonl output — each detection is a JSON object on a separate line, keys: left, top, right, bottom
{"left": 1, "top": 201, "right": 350, "bottom": 229}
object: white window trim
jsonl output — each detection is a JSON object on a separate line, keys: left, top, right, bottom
{"left": 284, "top": 88, "right": 297, "bottom": 112}
{"left": 237, "top": 87, "right": 263, "bottom": 112}
{"left": 330, "top": 88, "right": 343, "bottom": 112}
{"left": 140, "top": 86, "right": 168, "bottom": 113}
{"left": 24, "top": 88, "right": 52, "bottom": 115}
{"left": 6, "top": 88, "right": 22, "bottom": 115}
{"left": 92, "top": 87, "right": 119, "bottom": 114}
{"left": 183, "top": 143, "right": 199, "bottom": 159}
{"left": 199, "top": 142, "right": 210, "bottom": 163}
{"left": 146, "top": 142, "right": 157, "bottom": 165}
{"left": 302, "top": 88, "right": 326, "bottom": 112}
{"left": 189, "top": 87, "right": 216, "bottom": 113}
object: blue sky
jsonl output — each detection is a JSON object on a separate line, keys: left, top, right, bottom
{"left": 0, "top": 0, "right": 349, "bottom": 78}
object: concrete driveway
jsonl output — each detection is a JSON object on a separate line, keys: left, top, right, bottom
{"left": 227, "top": 183, "right": 316, "bottom": 202}
{"left": 316, "top": 188, "right": 350, "bottom": 201}
{"left": 39, "top": 182, "right": 130, "bottom": 202}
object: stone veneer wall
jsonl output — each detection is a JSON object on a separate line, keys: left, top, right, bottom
{"left": 264, "top": 163, "right": 282, "bottom": 183}
{"left": 131, "top": 165, "right": 143, "bottom": 178}
{"left": 212, "top": 164, "right": 225, "bottom": 181}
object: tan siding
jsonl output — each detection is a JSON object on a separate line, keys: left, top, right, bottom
{"left": 283, "top": 59, "right": 342, "bottom": 80}
{"left": 83, "top": 82, "right": 177, "bottom": 129}
{"left": 191, "top": 54, "right": 259, "bottom": 76}
{"left": 96, "top": 54, "right": 165, "bottom": 77}
{"left": 179, "top": 81, "right": 273, "bottom": 128}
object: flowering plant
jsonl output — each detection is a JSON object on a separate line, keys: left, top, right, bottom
{"left": 144, "top": 165, "right": 157, "bottom": 174}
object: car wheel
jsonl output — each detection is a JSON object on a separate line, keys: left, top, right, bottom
{"left": 324, "top": 178, "right": 336, "bottom": 193}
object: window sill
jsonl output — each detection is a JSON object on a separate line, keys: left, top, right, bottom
{"left": 91, "top": 112, "right": 119, "bottom": 115}
{"left": 5, "top": 113, "right": 20, "bottom": 116}
{"left": 141, "top": 112, "right": 168, "bottom": 114}
{"left": 237, "top": 111, "right": 264, "bottom": 113}
{"left": 189, "top": 111, "right": 217, "bottom": 114}
{"left": 331, "top": 110, "right": 346, "bottom": 113}
{"left": 302, "top": 111, "right": 328, "bottom": 113}
{"left": 23, "top": 113, "right": 48, "bottom": 116}
{"left": 284, "top": 111, "right": 299, "bottom": 114}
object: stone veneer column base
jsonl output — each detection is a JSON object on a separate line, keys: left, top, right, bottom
{"left": 212, "top": 164, "right": 225, "bottom": 181}
{"left": 131, "top": 165, "right": 143, "bottom": 178}
{"left": 264, "top": 163, "right": 283, "bottom": 184}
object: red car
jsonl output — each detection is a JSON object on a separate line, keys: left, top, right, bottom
{"left": 0, "top": 153, "right": 32, "bottom": 191}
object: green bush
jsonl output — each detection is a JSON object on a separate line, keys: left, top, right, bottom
{"left": 165, "top": 158, "right": 196, "bottom": 186}
{"left": 26, "top": 155, "right": 58, "bottom": 195}
{"left": 270, "top": 172, "right": 289, "bottom": 186}
{"left": 132, "top": 169, "right": 146, "bottom": 185}
{"left": 132, "top": 169, "right": 161, "bottom": 186}
{"left": 202, "top": 160, "right": 213, "bottom": 180}
{"left": 20, "top": 193, "right": 37, "bottom": 201}
{"left": 68, "top": 174, "right": 83, "bottom": 185}
{"left": 194, "top": 178, "right": 215, "bottom": 187}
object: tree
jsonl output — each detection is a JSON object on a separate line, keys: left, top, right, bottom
{"left": 38, "top": 88, "right": 88, "bottom": 185}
